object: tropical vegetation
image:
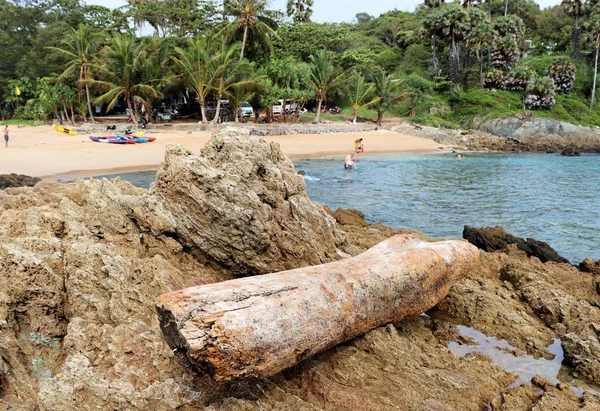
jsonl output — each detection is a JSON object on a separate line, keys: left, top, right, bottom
{"left": 1, "top": 0, "right": 600, "bottom": 129}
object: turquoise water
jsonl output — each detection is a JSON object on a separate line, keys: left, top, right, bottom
{"left": 98, "top": 152, "right": 600, "bottom": 263}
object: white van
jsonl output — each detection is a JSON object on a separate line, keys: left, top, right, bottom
{"left": 272, "top": 99, "right": 298, "bottom": 115}
{"left": 240, "top": 102, "right": 254, "bottom": 117}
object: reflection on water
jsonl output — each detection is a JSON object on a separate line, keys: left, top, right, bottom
{"left": 448, "top": 325, "right": 600, "bottom": 398}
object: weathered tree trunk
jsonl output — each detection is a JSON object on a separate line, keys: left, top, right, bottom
{"left": 213, "top": 92, "right": 222, "bottom": 124}
{"left": 156, "top": 235, "right": 479, "bottom": 382}
{"left": 199, "top": 96, "right": 208, "bottom": 124}
{"left": 240, "top": 24, "right": 249, "bottom": 61}
{"left": 376, "top": 110, "right": 384, "bottom": 126}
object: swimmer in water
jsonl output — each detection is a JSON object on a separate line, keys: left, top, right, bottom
{"left": 457, "top": 154, "right": 464, "bottom": 160}
{"left": 344, "top": 153, "right": 356, "bottom": 169}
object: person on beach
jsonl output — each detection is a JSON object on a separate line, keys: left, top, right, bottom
{"left": 3, "top": 125, "right": 8, "bottom": 148}
{"left": 354, "top": 138, "right": 364, "bottom": 153}
{"left": 344, "top": 153, "right": 356, "bottom": 170}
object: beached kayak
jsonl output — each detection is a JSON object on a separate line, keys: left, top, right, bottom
{"left": 52, "top": 124, "right": 77, "bottom": 136}
{"left": 125, "top": 134, "right": 156, "bottom": 142}
{"left": 89, "top": 136, "right": 130, "bottom": 144}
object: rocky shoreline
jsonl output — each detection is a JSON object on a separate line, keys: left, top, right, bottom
{"left": 1, "top": 129, "right": 599, "bottom": 409}
{"left": 392, "top": 115, "right": 600, "bottom": 154}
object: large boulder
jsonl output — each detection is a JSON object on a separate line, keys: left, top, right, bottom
{"left": 152, "top": 128, "right": 347, "bottom": 276}
{"left": 463, "top": 225, "right": 570, "bottom": 264}
{"left": 0, "top": 173, "right": 40, "bottom": 190}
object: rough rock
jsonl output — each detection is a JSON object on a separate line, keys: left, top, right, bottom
{"left": 156, "top": 235, "right": 479, "bottom": 382}
{"left": 561, "top": 146, "right": 581, "bottom": 156}
{"left": 463, "top": 225, "right": 570, "bottom": 264}
{"left": 152, "top": 128, "right": 347, "bottom": 276}
{"left": 479, "top": 117, "right": 600, "bottom": 147}
{"left": 0, "top": 173, "right": 41, "bottom": 190}
{"left": 1, "top": 129, "right": 599, "bottom": 409}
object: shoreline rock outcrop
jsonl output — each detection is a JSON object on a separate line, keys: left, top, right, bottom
{"left": 0, "top": 173, "right": 41, "bottom": 190}
{"left": 0, "top": 129, "right": 599, "bottom": 409}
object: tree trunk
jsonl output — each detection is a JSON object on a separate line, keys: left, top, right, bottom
{"left": 352, "top": 108, "right": 357, "bottom": 124}
{"left": 488, "top": 0, "right": 491, "bottom": 19}
{"left": 573, "top": 11, "right": 581, "bottom": 59}
{"left": 479, "top": 46, "right": 484, "bottom": 87}
{"left": 84, "top": 64, "right": 94, "bottom": 123}
{"left": 504, "top": 0, "right": 508, "bottom": 17}
{"left": 199, "top": 96, "right": 208, "bottom": 124}
{"left": 155, "top": 235, "right": 479, "bottom": 382}
{"left": 409, "top": 96, "right": 416, "bottom": 118}
{"left": 240, "top": 24, "right": 249, "bottom": 61}
{"left": 376, "top": 110, "right": 383, "bottom": 127}
{"left": 213, "top": 93, "right": 222, "bottom": 124}
{"left": 591, "top": 35, "right": 599, "bottom": 111}
{"left": 126, "top": 97, "right": 136, "bottom": 124}
{"left": 313, "top": 98, "right": 322, "bottom": 123}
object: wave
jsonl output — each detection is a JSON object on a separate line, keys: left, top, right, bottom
{"left": 303, "top": 175, "right": 321, "bottom": 182}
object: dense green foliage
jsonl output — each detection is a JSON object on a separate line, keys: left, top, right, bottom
{"left": 1, "top": 0, "right": 600, "bottom": 127}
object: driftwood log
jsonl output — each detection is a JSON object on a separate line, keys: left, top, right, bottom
{"left": 156, "top": 234, "right": 479, "bottom": 382}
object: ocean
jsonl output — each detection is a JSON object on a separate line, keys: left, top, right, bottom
{"left": 97, "top": 152, "right": 600, "bottom": 263}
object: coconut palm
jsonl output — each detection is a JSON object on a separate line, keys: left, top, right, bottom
{"left": 308, "top": 49, "right": 345, "bottom": 123}
{"left": 90, "top": 33, "right": 161, "bottom": 124}
{"left": 369, "top": 71, "right": 408, "bottom": 127}
{"left": 287, "top": 0, "right": 313, "bottom": 24}
{"left": 209, "top": 41, "right": 265, "bottom": 123}
{"left": 468, "top": 21, "right": 497, "bottom": 86}
{"left": 47, "top": 24, "right": 103, "bottom": 122}
{"left": 222, "top": 0, "right": 279, "bottom": 61}
{"left": 139, "top": 35, "right": 175, "bottom": 122}
{"left": 172, "top": 34, "right": 221, "bottom": 124}
{"left": 343, "top": 71, "right": 378, "bottom": 124}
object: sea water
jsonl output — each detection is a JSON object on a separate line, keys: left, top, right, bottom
{"left": 97, "top": 152, "right": 600, "bottom": 263}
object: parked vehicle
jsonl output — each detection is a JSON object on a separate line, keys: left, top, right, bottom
{"left": 330, "top": 106, "right": 342, "bottom": 114}
{"left": 240, "top": 102, "right": 254, "bottom": 118}
{"left": 272, "top": 99, "right": 298, "bottom": 116}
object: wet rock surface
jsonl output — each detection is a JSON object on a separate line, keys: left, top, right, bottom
{"left": 464, "top": 225, "right": 570, "bottom": 264}
{"left": 0, "top": 173, "right": 41, "bottom": 190}
{"left": 0, "top": 130, "right": 599, "bottom": 409}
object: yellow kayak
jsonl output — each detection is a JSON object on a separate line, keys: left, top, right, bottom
{"left": 52, "top": 124, "right": 77, "bottom": 136}
{"left": 131, "top": 131, "right": 145, "bottom": 137}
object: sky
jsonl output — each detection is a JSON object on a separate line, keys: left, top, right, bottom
{"left": 87, "top": 0, "right": 564, "bottom": 23}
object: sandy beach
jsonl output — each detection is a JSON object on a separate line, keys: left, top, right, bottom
{"left": 0, "top": 125, "right": 445, "bottom": 179}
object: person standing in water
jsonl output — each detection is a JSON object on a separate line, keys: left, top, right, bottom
{"left": 3, "top": 125, "right": 8, "bottom": 148}
{"left": 344, "top": 153, "right": 356, "bottom": 169}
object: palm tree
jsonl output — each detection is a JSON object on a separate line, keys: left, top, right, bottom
{"left": 222, "top": 0, "right": 279, "bottom": 61}
{"left": 287, "top": 0, "right": 313, "bottom": 24}
{"left": 47, "top": 24, "right": 103, "bottom": 122}
{"left": 424, "top": 0, "right": 444, "bottom": 77}
{"left": 589, "top": 11, "right": 600, "bottom": 110}
{"left": 209, "top": 41, "right": 265, "bottom": 123}
{"left": 468, "top": 21, "right": 497, "bottom": 86}
{"left": 139, "top": 35, "right": 175, "bottom": 122}
{"left": 172, "top": 35, "right": 221, "bottom": 124}
{"left": 343, "top": 71, "right": 378, "bottom": 124}
{"left": 369, "top": 71, "right": 408, "bottom": 127}
{"left": 90, "top": 33, "right": 161, "bottom": 124}
{"left": 308, "top": 50, "right": 345, "bottom": 124}
{"left": 562, "top": 0, "right": 585, "bottom": 58}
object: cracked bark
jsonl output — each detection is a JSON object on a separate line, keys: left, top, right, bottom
{"left": 156, "top": 234, "right": 479, "bottom": 382}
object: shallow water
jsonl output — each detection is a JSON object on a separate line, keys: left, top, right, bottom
{"left": 448, "top": 325, "right": 600, "bottom": 397}
{"left": 94, "top": 152, "right": 600, "bottom": 263}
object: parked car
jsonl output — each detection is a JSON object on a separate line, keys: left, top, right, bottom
{"left": 240, "top": 102, "right": 254, "bottom": 117}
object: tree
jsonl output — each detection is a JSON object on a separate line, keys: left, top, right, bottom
{"left": 369, "top": 71, "right": 408, "bottom": 126}
{"left": 468, "top": 21, "right": 497, "bottom": 86}
{"left": 562, "top": 0, "right": 586, "bottom": 58}
{"left": 90, "top": 33, "right": 161, "bottom": 124}
{"left": 343, "top": 71, "right": 377, "bottom": 124}
{"left": 172, "top": 34, "right": 221, "bottom": 124}
{"left": 222, "top": 0, "right": 279, "bottom": 61}
{"left": 587, "top": 9, "right": 600, "bottom": 109}
{"left": 308, "top": 49, "right": 345, "bottom": 123}
{"left": 47, "top": 24, "right": 103, "bottom": 123}
{"left": 287, "top": 0, "right": 313, "bottom": 24}
{"left": 424, "top": 0, "right": 444, "bottom": 76}
{"left": 423, "top": 4, "right": 467, "bottom": 82}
